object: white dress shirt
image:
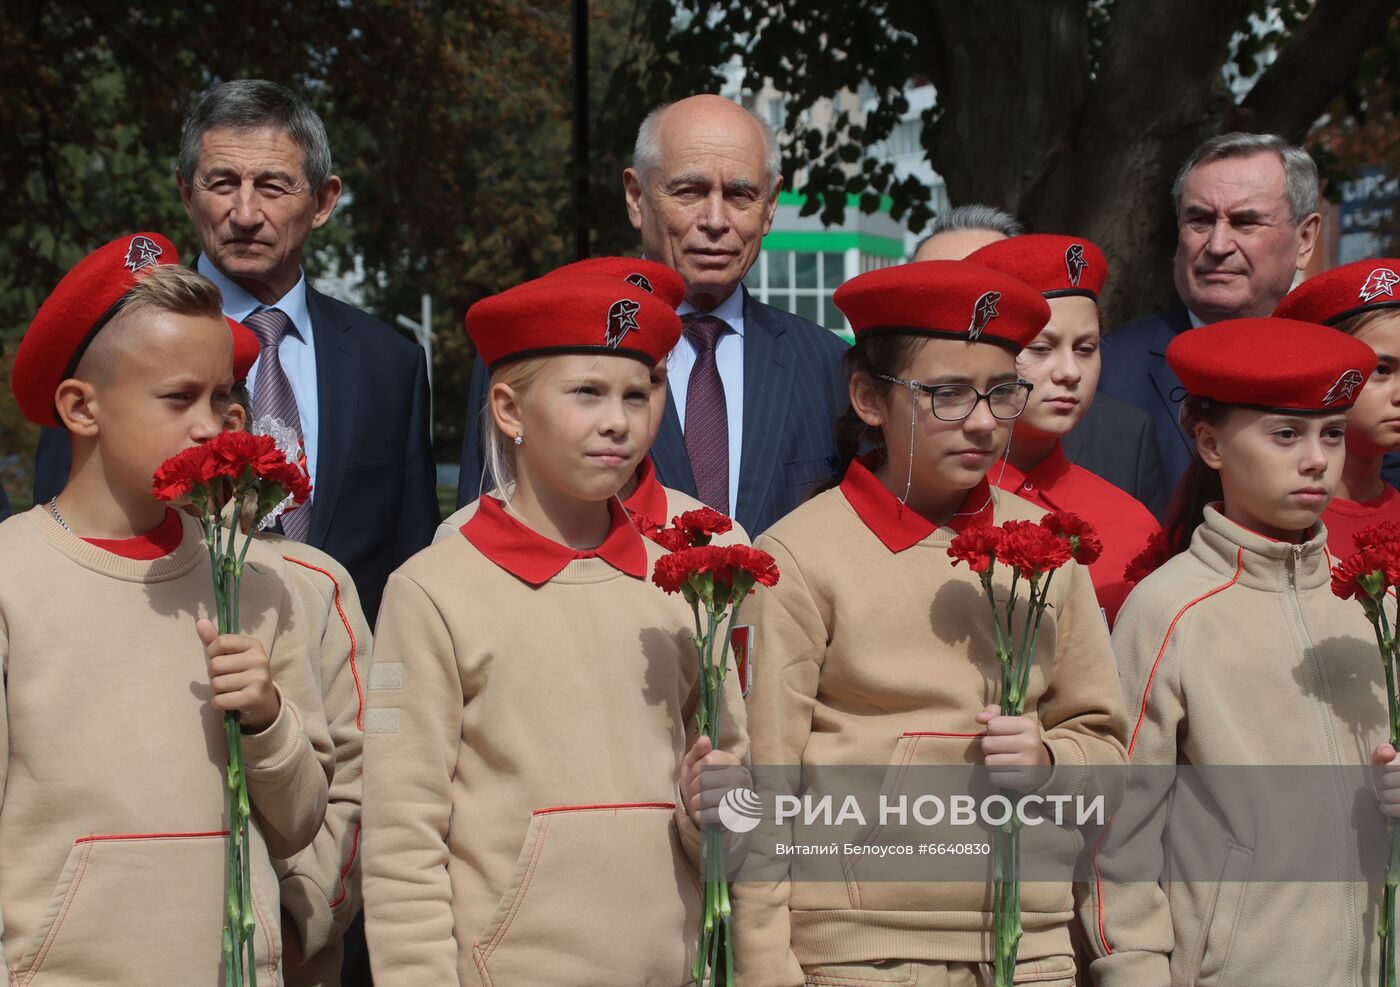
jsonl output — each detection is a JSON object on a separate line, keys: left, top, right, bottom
{"left": 199, "top": 255, "right": 321, "bottom": 491}
{"left": 671, "top": 286, "right": 745, "bottom": 512}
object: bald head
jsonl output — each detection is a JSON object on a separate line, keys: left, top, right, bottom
{"left": 625, "top": 96, "right": 783, "bottom": 312}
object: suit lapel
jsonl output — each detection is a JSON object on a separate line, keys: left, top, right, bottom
{"left": 306, "top": 287, "right": 359, "bottom": 546}
{"left": 737, "top": 293, "right": 792, "bottom": 521}
{"left": 1150, "top": 301, "right": 1195, "bottom": 458}
{"left": 651, "top": 389, "right": 697, "bottom": 496}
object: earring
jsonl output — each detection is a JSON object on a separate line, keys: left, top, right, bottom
{"left": 514, "top": 433, "right": 523, "bottom": 446}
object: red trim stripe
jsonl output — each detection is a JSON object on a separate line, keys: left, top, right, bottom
{"left": 532, "top": 802, "right": 676, "bottom": 816}
{"left": 328, "top": 824, "right": 361, "bottom": 909}
{"left": 1095, "top": 547, "right": 1244, "bottom": 956}
{"left": 75, "top": 830, "right": 228, "bottom": 844}
{"left": 284, "top": 556, "right": 364, "bottom": 731}
{"left": 902, "top": 731, "right": 987, "bottom": 739}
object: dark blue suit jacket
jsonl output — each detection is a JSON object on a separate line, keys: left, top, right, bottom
{"left": 1098, "top": 304, "right": 1196, "bottom": 493}
{"left": 457, "top": 288, "right": 850, "bottom": 537}
{"left": 32, "top": 285, "right": 440, "bottom": 624}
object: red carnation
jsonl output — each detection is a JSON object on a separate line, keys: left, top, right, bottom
{"left": 722, "top": 544, "right": 780, "bottom": 589}
{"left": 652, "top": 546, "right": 720, "bottom": 595}
{"left": 672, "top": 507, "right": 734, "bottom": 547}
{"left": 1331, "top": 547, "right": 1399, "bottom": 602}
{"left": 1041, "top": 511, "right": 1103, "bottom": 566}
{"left": 629, "top": 511, "right": 664, "bottom": 541}
{"left": 997, "top": 519, "right": 1071, "bottom": 576}
{"left": 152, "top": 444, "right": 218, "bottom": 501}
{"left": 948, "top": 525, "right": 1002, "bottom": 574}
{"left": 1123, "top": 530, "right": 1172, "bottom": 589}
{"left": 1355, "top": 520, "right": 1400, "bottom": 555}
{"left": 259, "top": 459, "right": 312, "bottom": 505}
{"left": 653, "top": 527, "right": 693, "bottom": 553}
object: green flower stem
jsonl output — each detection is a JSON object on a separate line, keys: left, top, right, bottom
{"left": 1371, "top": 604, "right": 1400, "bottom": 987}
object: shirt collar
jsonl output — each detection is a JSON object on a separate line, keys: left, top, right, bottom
{"left": 676, "top": 283, "right": 746, "bottom": 336}
{"left": 462, "top": 494, "right": 649, "bottom": 585}
{"left": 993, "top": 442, "right": 1074, "bottom": 508}
{"left": 622, "top": 455, "right": 670, "bottom": 532}
{"left": 1186, "top": 308, "right": 1208, "bottom": 330}
{"left": 198, "top": 254, "right": 311, "bottom": 341}
{"left": 840, "top": 452, "right": 995, "bottom": 553}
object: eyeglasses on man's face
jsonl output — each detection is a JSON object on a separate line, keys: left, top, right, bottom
{"left": 874, "top": 374, "right": 1034, "bottom": 422}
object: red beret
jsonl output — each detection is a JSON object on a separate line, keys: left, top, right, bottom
{"left": 966, "top": 233, "right": 1108, "bottom": 301}
{"left": 467, "top": 271, "right": 682, "bottom": 370}
{"left": 542, "top": 257, "right": 687, "bottom": 310}
{"left": 1274, "top": 258, "right": 1400, "bottom": 326}
{"left": 1167, "top": 317, "right": 1376, "bottom": 413}
{"left": 228, "top": 317, "right": 261, "bottom": 381}
{"left": 833, "top": 260, "right": 1051, "bottom": 352}
{"left": 13, "top": 232, "right": 180, "bottom": 425}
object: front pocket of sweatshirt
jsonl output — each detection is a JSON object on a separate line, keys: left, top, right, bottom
{"left": 841, "top": 733, "right": 995, "bottom": 911}
{"left": 471, "top": 802, "right": 696, "bottom": 987}
{"left": 10, "top": 831, "right": 280, "bottom": 986}
{"left": 1187, "top": 842, "right": 1253, "bottom": 987}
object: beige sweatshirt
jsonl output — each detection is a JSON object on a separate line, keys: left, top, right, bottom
{"left": 362, "top": 515, "right": 749, "bottom": 986}
{"left": 270, "top": 536, "right": 371, "bottom": 987}
{"left": 1083, "top": 506, "right": 1388, "bottom": 987}
{"left": 0, "top": 508, "right": 333, "bottom": 985}
{"left": 733, "top": 477, "right": 1129, "bottom": 986}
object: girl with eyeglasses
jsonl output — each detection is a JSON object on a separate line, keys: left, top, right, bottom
{"left": 733, "top": 261, "right": 1128, "bottom": 987}
{"left": 969, "top": 235, "right": 1162, "bottom": 626}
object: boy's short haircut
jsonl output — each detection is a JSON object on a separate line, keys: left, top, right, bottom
{"left": 75, "top": 266, "right": 225, "bottom": 385}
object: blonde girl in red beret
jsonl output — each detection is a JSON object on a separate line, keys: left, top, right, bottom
{"left": 1275, "top": 257, "right": 1400, "bottom": 553}
{"left": 361, "top": 268, "right": 748, "bottom": 986}
{"left": 1084, "top": 317, "right": 1395, "bottom": 986}
{"left": 733, "top": 260, "right": 1128, "bottom": 987}
{"left": 435, "top": 258, "right": 751, "bottom": 549}
{"left": 968, "top": 234, "right": 1162, "bottom": 625}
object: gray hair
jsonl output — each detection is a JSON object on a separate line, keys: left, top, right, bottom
{"left": 178, "top": 80, "right": 334, "bottom": 189}
{"left": 916, "top": 204, "right": 1025, "bottom": 253}
{"left": 1171, "top": 132, "right": 1319, "bottom": 225}
{"left": 633, "top": 100, "right": 782, "bottom": 193}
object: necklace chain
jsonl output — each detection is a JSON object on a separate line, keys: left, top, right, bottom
{"left": 48, "top": 497, "right": 71, "bottom": 533}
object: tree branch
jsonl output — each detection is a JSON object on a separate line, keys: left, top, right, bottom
{"left": 1241, "top": 0, "right": 1400, "bottom": 141}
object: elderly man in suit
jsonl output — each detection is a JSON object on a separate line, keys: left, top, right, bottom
{"left": 1099, "top": 132, "right": 1323, "bottom": 490}
{"left": 456, "top": 94, "right": 849, "bottom": 536}
{"left": 915, "top": 204, "right": 1169, "bottom": 517}
{"left": 32, "top": 80, "right": 440, "bottom": 626}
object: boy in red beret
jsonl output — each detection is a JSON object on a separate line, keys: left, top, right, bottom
{"left": 361, "top": 270, "right": 749, "bottom": 985}
{"left": 734, "top": 260, "right": 1128, "bottom": 986}
{"left": 1275, "top": 258, "right": 1400, "bottom": 551}
{"left": 1085, "top": 317, "right": 1391, "bottom": 985}
{"left": 0, "top": 234, "right": 332, "bottom": 982}
{"left": 968, "top": 234, "right": 1162, "bottom": 624}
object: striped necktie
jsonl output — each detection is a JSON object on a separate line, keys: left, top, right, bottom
{"left": 681, "top": 313, "right": 732, "bottom": 516}
{"left": 243, "top": 307, "right": 312, "bottom": 541}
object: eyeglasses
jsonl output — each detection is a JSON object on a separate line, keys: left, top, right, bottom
{"left": 875, "top": 374, "right": 1034, "bottom": 422}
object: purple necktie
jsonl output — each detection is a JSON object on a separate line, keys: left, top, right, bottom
{"left": 244, "top": 307, "right": 312, "bottom": 541}
{"left": 682, "top": 313, "right": 731, "bottom": 516}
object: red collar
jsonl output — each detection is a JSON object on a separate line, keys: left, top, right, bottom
{"left": 462, "top": 494, "right": 649, "bottom": 585}
{"left": 993, "top": 442, "right": 1074, "bottom": 508}
{"left": 623, "top": 456, "right": 670, "bottom": 530}
{"left": 81, "top": 508, "right": 185, "bottom": 560}
{"left": 840, "top": 453, "right": 995, "bottom": 553}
